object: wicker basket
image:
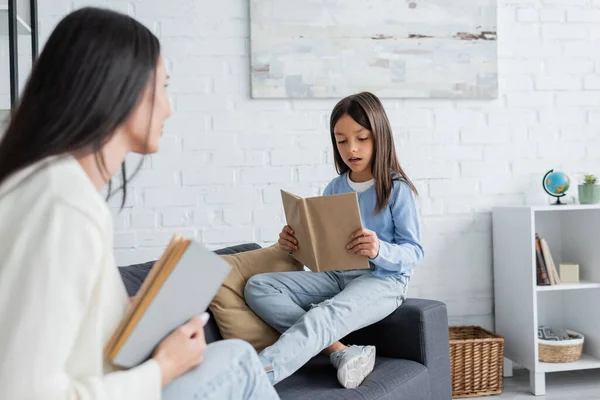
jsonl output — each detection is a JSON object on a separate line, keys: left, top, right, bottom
{"left": 538, "top": 330, "right": 584, "bottom": 363}
{"left": 449, "top": 326, "right": 504, "bottom": 399}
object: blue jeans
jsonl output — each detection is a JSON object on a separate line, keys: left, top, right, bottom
{"left": 162, "top": 339, "right": 280, "bottom": 400}
{"left": 244, "top": 269, "right": 408, "bottom": 384}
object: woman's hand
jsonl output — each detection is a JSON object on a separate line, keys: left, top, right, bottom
{"left": 152, "top": 313, "right": 209, "bottom": 386}
{"left": 347, "top": 228, "right": 380, "bottom": 259}
{"left": 278, "top": 225, "right": 298, "bottom": 253}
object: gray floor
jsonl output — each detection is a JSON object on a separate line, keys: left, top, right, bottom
{"left": 471, "top": 369, "right": 600, "bottom": 399}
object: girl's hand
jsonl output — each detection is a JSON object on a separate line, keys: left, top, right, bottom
{"left": 347, "top": 228, "right": 380, "bottom": 259}
{"left": 153, "top": 313, "right": 209, "bottom": 386}
{"left": 278, "top": 225, "right": 299, "bottom": 253}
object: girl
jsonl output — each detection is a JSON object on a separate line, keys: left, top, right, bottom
{"left": 0, "top": 8, "right": 278, "bottom": 400}
{"left": 245, "top": 92, "right": 423, "bottom": 389}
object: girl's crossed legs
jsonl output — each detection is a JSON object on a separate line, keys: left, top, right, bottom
{"left": 244, "top": 269, "right": 407, "bottom": 386}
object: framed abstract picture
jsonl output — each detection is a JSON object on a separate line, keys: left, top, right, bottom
{"left": 250, "top": 0, "right": 497, "bottom": 99}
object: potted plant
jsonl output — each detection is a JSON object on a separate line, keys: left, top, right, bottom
{"left": 578, "top": 174, "right": 600, "bottom": 204}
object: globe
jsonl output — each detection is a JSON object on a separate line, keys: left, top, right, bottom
{"left": 543, "top": 170, "right": 570, "bottom": 205}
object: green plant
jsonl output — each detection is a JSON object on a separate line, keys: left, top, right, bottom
{"left": 583, "top": 174, "right": 598, "bottom": 185}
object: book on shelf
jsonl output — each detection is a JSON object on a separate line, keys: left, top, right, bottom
{"left": 535, "top": 234, "right": 551, "bottom": 286}
{"left": 534, "top": 233, "right": 560, "bottom": 286}
{"left": 104, "top": 235, "right": 232, "bottom": 368}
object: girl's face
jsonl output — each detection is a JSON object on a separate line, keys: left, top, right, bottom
{"left": 333, "top": 113, "right": 374, "bottom": 181}
{"left": 122, "top": 56, "right": 171, "bottom": 154}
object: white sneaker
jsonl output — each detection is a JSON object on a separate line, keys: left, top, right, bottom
{"left": 330, "top": 345, "right": 376, "bottom": 389}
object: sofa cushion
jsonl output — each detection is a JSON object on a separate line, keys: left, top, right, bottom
{"left": 275, "top": 356, "right": 431, "bottom": 400}
{"left": 210, "top": 245, "right": 303, "bottom": 352}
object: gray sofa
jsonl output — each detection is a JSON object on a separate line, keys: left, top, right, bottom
{"left": 119, "top": 243, "right": 452, "bottom": 400}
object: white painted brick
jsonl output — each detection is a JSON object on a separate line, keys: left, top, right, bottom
{"left": 556, "top": 92, "right": 600, "bottom": 106}
{"left": 177, "top": 95, "right": 232, "bottom": 111}
{"left": 135, "top": 0, "right": 193, "bottom": 17}
{"left": 434, "top": 109, "right": 486, "bottom": 128}
{"left": 563, "top": 41, "right": 596, "bottom": 57}
{"left": 517, "top": 8, "right": 539, "bottom": 22}
{"left": 487, "top": 110, "right": 537, "bottom": 126}
{"left": 512, "top": 160, "right": 555, "bottom": 175}
{"left": 407, "top": 129, "right": 460, "bottom": 145}
{"left": 170, "top": 57, "right": 228, "bottom": 76}
{"left": 205, "top": 187, "right": 258, "bottom": 204}
{"left": 503, "top": 24, "right": 539, "bottom": 41}
{"left": 241, "top": 167, "right": 293, "bottom": 184}
{"left": 567, "top": 9, "right": 600, "bottom": 22}
{"left": 211, "top": 150, "right": 246, "bottom": 167}
{"left": 540, "top": 9, "right": 565, "bottom": 22}
{"left": 483, "top": 144, "right": 536, "bottom": 160}
{"left": 271, "top": 149, "right": 323, "bottom": 166}
{"left": 144, "top": 188, "right": 199, "bottom": 207}
{"left": 512, "top": 41, "right": 562, "bottom": 58}
{"left": 223, "top": 208, "right": 253, "bottom": 225}
{"left": 151, "top": 153, "right": 209, "bottom": 170}
{"left": 538, "top": 140, "right": 587, "bottom": 159}
{"left": 481, "top": 176, "right": 532, "bottom": 194}
{"left": 111, "top": 212, "right": 129, "bottom": 231}
{"left": 203, "top": 227, "right": 255, "bottom": 244}
{"left": 253, "top": 207, "right": 285, "bottom": 225}
{"left": 114, "top": 232, "right": 136, "bottom": 249}
{"left": 542, "top": 24, "right": 588, "bottom": 40}
{"left": 130, "top": 170, "right": 178, "bottom": 188}
{"left": 539, "top": 109, "right": 585, "bottom": 126}
{"left": 460, "top": 128, "right": 510, "bottom": 144}
{"left": 501, "top": 60, "right": 542, "bottom": 74}
{"left": 407, "top": 162, "right": 457, "bottom": 180}
{"left": 261, "top": 112, "right": 321, "bottom": 131}
{"left": 584, "top": 75, "right": 600, "bottom": 90}
{"left": 387, "top": 109, "right": 433, "bottom": 128}
{"left": 500, "top": 74, "right": 534, "bottom": 92}
{"left": 245, "top": 151, "right": 270, "bottom": 166}
{"left": 461, "top": 161, "right": 511, "bottom": 178}
{"left": 238, "top": 135, "right": 295, "bottom": 150}
{"left": 212, "top": 113, "right": 262, "bottom": 132}
{"left": 296, "top": 135, "right": 331, "bottom": 149}
{"left": 182, "top": 134, "right": 236, "bottom": 151}
{"left": 167, "top": 75, "right": 211, "bottom": 94}
{"left": 429, "top": 180, "right": 479, "bottom": 198}
{"left": 258, "top": 226, "right": 283, "bottom": 243}
{"left": 131, "top": 210, "right": 159, "bottom": 229}
{"left": 165, "top": 113, "right": 209, "bottom": 135}
{"left": 506, "top": 92, "right": 554, "bottom": 108}
{"left": 182, "top": 168, "right": 235, "bottom": 185}
{"left": 419, "top": 197, "right": 445, "bottom": 216}
{"left": 297, "top": 166, "right": 336, "bottom": 183}
{"left": 535, "top": 75, "right": 581, "bottom": 91}
{"left": 544, "top": 59, "right": 593, "bottom": 75}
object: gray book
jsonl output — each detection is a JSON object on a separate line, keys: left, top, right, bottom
{"left": 106, "top": 236, "right": 231, "bottom": 368}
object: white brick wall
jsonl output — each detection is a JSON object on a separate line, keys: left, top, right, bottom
{"left": 39, "top": 0, "right": 600, "bottom": 329}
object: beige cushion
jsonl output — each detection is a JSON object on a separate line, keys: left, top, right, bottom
{"left": 209, "top": 245, "right": 303, "bottom": 352}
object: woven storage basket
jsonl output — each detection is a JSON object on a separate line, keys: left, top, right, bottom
{"left": 538, "top": 330, "right": 584, "bottom": 363}
{"left": 449, "top": 326, "right": 504, "bottom": 399}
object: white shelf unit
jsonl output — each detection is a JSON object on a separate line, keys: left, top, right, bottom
{"left": 492, "top": 204, "right": 600, "bottom": 396}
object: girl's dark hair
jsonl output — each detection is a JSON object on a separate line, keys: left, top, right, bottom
{"left": 330, "top": 91, "right": 418, "bottom": 214}
{"left": 0, "top": 7, "right": 160, "bottom": 207}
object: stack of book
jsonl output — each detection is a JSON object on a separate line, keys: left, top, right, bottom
{"left": 535, "top": 233, "right": 561, "bottom": 286}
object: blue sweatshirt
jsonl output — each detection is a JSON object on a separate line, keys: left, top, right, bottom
{"left": 323, "top": 173, "right": 424, "bottom": 277}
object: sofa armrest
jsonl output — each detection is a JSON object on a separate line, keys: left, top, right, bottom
{"left": 343, "top": 298, "right": 452, "bottom": 400}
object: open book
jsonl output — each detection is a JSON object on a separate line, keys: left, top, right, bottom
{"left": 281, "top": 190, "right": 370, "bottom": 272}
{"left": 105, "top": 235, "right": 231, "bottom": 368}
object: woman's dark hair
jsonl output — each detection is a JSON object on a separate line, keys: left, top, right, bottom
{"left": 0, "top": 7, "right": 160, "bottom": 207}
{"left": 330, "top": 92, "right": 418, "bottom": 214}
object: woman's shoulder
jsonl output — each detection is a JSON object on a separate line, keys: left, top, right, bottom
{"left": 0, "top": 156, "right": 111, "bottom": 230}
